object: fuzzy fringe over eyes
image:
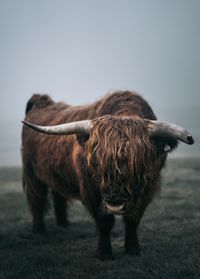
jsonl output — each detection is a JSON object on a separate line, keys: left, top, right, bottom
{"left": 85, "top": 116, "right": 161, "bottom": 193}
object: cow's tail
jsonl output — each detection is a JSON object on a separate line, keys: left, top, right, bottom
{"left": 25, "top": 94, "right": 54, "bottom": 115}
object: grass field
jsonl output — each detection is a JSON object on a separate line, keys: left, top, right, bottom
{"left": 0, "top": 158, "right": 200, "bottom": 279}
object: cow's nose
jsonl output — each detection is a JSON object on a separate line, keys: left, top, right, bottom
{"left": 105, "top": 193, "right": 128, "bottom": 206}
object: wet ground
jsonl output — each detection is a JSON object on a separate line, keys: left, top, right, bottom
{"left": 0, "top": 158, "right": 199, "bottom": 279}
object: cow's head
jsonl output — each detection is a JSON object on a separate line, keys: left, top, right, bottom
{"left": 22, "top": 116, "right": 194, "bottom": 215}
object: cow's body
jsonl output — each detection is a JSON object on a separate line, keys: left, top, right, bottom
{"left": 22, "top": 91, "right": 181, "bottom": 259}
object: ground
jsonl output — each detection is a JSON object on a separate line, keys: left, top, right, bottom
{"left": 0, "top": 158, "right": 199, "bottom": 279}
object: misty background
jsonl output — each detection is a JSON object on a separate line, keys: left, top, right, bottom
{"left": 0, "top": 0, "right": 199, "bottom": 166}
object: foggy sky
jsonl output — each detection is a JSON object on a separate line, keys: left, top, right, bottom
{"left": 0, "top": 0, "right": 200, "bottom": 166}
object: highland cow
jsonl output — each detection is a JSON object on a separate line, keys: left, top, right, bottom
{"left": 22, "top": 91, "right": 194, "bottom": 259}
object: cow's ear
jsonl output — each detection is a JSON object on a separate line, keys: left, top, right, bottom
{"left": 151, "top": 137, "right": 179, "bottom": 154}
{"left": 76, "top": 134, "right": 89, "bottom": 147}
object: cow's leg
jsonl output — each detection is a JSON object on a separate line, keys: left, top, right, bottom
{"left": 25, "top": 176, "right": 48, "bottom": 233}
{"left": 52, "top": 191, "right": 68, "bottom": 228}
{"left": 123, "top": 216, "right": 141, "bottom": 256}
{"left": 123, "top": 190, "right": 155, "bottom": 256}
{"left": 95, "top": 214, "right": 115, "bottom": 260}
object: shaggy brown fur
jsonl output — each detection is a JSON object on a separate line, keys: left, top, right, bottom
{"left": 87, "top": 117, "right": 158, "bottom": 190}
{"left": 22, "top": 90, "right": 177, "bottom": 259}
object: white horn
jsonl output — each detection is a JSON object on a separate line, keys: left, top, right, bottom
{"left": 146, "top": 120, "right": 194, "bottom": 145}
{"left": 22, "top": 120, "right": 92, "bottom": 135}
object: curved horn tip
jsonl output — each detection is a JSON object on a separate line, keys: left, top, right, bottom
{"left": 186, "top": 135, "right": 194, "bottom": 145}
{"left": 21, "top": 120, "right": 28, "bottom": 126}
{"left": 147, "top": 120, "right": 195, "bottom": 145}
{"left": 21, "top": 120, "right": 33, "bottom": 128}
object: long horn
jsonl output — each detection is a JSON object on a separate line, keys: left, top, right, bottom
{"left": 146, "top": 120, "right": 194, "bottom": 145}
{"left": 22, "top": 120, "right": 92, "bottom": 135}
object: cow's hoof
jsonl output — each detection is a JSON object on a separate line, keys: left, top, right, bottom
{"left": 57, "top": 220, "right": 69, "bottom": 229}
{"left": 32, "top": 223, "right": 46, "bottom": 234}
{"left": 125, "top": 245, "right": 141, "bottom": 256}
{"left": 96, "top": 251, "right": 114, "bottom": 261}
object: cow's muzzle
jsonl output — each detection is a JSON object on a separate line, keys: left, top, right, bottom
{"left": 103, "top": 193, "right": 128, "bottom": 215}
{"left": 105, "top": 202, "right": 126, "bottom": 215}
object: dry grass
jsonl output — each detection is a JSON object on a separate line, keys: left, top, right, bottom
{"left": 0, "top": 158, "right": 200, "bottom": 279}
